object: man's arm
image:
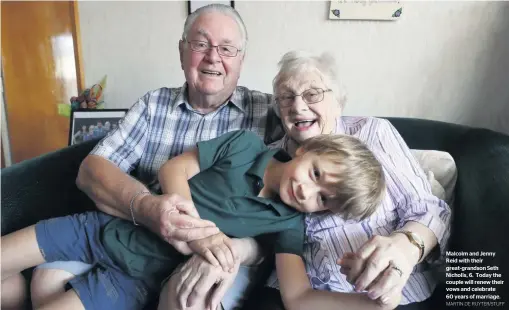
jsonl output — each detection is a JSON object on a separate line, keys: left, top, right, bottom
{"left": 76, "top": 155, "right": 147, "bottom": 220}
{"left": 77, "top": 154, "right": 219, "bottom": 243}
{"left": 277, "top": 254, "right": 399, "bottom": 310}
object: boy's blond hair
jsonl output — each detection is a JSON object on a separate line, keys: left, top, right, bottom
{"left": 299, "top": 134, "right": 385, "bottom": 220}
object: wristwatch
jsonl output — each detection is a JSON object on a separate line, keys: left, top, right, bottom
{"left": 393, "top": 230, "right": 425, "bottom": 262}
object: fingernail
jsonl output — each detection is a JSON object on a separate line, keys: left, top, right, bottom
{"left": 381, "top": 296, "right": 389, "bottom": 304}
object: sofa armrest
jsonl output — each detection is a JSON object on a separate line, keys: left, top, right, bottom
{"left": 1, "top": 140, "right": 99, "bottom": 235}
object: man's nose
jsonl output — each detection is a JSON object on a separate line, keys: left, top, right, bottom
{"left": 204, "top": 46, "right": 221, "bottom": 62}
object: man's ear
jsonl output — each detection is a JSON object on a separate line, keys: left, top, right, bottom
{"left": 179, "top": 40, "right": 185, "bottom": 70}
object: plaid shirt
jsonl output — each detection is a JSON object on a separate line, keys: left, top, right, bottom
{"left": 91, "top": 84, "right": 271, "bottom": 190}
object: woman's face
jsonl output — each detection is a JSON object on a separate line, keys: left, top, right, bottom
{"left": 276, "top": 71, "right": 342, "bottom": 144}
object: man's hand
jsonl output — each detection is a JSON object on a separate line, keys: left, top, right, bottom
{"left": 173, "top": 254, "right": 240, "bottom": 310}
{"left": 188, "top": 232, "right": 239, "bottom": 272}
{"left": 135, "top": 193, "right": 219, "bottom": 252}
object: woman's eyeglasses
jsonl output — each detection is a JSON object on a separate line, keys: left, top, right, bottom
{"left": 275, "top": 88, "right": 332, "bottom": 108}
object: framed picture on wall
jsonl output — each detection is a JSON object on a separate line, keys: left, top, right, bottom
{"left": 69, "top": 109, "right": 128, "bottom": 146}
{"left": 188, "top": 1, "right": 234, "bottom": 15}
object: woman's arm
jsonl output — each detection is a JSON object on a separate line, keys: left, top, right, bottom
{"left": 339, "top": 118, "right": 451, "bottom": 302}
{"left": 276, "top": 254, "right": 399, "bottom": 310}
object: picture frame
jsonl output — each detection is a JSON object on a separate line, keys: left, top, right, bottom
{"left": 69, "top": 109, "right": 128, "bottom": 146}
{"left": 188, "top": 1, "right": 234, "bottom": 15}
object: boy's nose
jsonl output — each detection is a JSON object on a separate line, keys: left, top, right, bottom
{"left": 296, "top": 182, "right": 317, "bottom": 202}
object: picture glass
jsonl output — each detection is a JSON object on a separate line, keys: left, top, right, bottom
{"left": 69, "top": 110, "right": 127, "bottom": 145}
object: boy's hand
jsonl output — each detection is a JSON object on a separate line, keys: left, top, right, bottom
{"left": 188, "top": 232, "right": 239, "bottom": 272}
{"left": 337, "top": 252, "right": 362, "bottom": 284}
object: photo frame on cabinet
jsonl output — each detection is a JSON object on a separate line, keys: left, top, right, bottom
{"left": 69, "top": 109, "right": 128, "bottom": 146}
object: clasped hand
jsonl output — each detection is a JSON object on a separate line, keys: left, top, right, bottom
{"left": 337, "top": 235, "right": 418, "bottom": 306}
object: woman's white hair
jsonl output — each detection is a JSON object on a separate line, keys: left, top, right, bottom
{"left": 271, "top": 51, "right": 347, "bottom": 117}
{"left": 182, "top": 4, "right": 248, "bottom": 51}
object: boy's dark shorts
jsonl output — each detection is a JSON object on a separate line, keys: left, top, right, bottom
{"left": 35, "top": 211, "right": 154, "bottom": 310}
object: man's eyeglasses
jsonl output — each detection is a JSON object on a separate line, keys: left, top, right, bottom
{"left": 275, "top": 88, "right": 332, "bottom": 108}
{"left": 185, "top": 40, "right": 241, "bottom": 57}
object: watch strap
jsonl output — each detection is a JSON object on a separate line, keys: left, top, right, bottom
{"left": 393, "top": 229, "right": 425, "bottom": 262}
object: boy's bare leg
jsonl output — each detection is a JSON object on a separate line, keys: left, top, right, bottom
{"left": 1, "top": 225, "right": 46, "bottom": 279}
{"left": 1, "top": 273, "right": 27, "bottom": 310}
{"left": 31, "top": 268, "right": 75, "bottom": 308}
{"left": 1, "top": 225, "right": 46, "bottom": 309}
{"left": 35, "top": 289, "right": 84, "bottom": 310}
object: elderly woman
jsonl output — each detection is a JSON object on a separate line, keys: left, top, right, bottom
{"left": 159, "top": 51, "right": 451, "bottom": 310}
{"left": 263, "top": 51, "right": 451, "bottom": 309}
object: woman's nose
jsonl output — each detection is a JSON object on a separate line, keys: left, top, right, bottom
{"left": 291, "top": 96, "right": 309, "bottom": 112}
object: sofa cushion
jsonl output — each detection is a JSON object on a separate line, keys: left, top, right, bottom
{"left": 410, "top": 149, "right": 457, "bottom": 205}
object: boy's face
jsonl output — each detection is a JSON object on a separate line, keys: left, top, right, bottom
{"left": 279, "top": 150, "right": 339, "bottom": 213}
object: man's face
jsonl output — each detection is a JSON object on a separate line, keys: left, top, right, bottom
{"left": 180, "top": 12, "right": 245, "bottom": 100}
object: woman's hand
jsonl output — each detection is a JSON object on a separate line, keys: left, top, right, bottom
{"left": 337, "top": 234, "right": 420, "bottom": 303}
{"left": 188, "top": 232, "right": 239, "bottom": 272}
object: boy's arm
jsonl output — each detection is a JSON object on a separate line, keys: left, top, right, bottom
{"left": 276, "top": 253, "right": 400, "bottom": 310}
{"left": 158, "top": 147, "right": 262, "bottom": 268}
{"left": 158, "top": 147, "right": 200, "bottom": 202}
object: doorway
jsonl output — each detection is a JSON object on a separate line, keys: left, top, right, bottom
{"left": 1, "top": 1, "right": 84, "bottom": 164}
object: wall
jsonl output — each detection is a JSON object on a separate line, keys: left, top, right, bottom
{"left": 78, "top": 1, "right": 509, "bottom": 134}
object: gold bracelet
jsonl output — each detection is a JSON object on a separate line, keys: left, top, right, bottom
{"left": 129, "top": 190, "right": 150, "bottom": 226}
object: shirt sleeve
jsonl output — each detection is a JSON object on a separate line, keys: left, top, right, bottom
{"left": 196, "top": 130, "right": 266, "bottom": 171}
{"left": 373, "top": 118, "right": 452, "bottom": 263}
{"left": 274, "top": 215, "right": 305, "bottom": 257}
{"left": 90, "top": 94, "right": 150, "bottom": 173}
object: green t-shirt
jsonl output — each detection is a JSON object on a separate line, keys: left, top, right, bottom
{"left": 102, "top": 130, "right": 305, "bottom": 285}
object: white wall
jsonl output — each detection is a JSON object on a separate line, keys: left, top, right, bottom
{"left": 78, "top": 1, "right": 509, "bottom": 134}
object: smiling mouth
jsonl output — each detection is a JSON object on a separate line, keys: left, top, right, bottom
{"left": 201, "top": 69, "right": 222, "bottom": 76}
{"left": 294, "top": 120, "right": 316, "bottom": 130}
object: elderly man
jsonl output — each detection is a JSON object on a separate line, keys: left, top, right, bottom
{"left": 2, "top": 4, "right": 269, "bottom": 310}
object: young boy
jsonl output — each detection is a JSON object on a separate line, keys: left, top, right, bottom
{"left": 1, "top": 130, "right": 385, "bottom": 310}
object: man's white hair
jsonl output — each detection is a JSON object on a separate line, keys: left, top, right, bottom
{"left": 271, "top": 51, "right": 347, "bottom": 117}
{"left": 182, "top": 4, "right": 248, "bottom": 51}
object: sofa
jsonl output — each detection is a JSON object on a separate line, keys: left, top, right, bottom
{"left": 2, "top": 117, "right": 509, "bottom": 310}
